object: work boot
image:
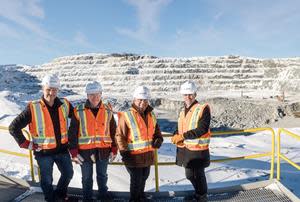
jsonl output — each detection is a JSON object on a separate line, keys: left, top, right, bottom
{"left": 194, "top": 193, "right": 208, "bottom": 202}
{"left": 82, "top": 199, "right": 94, "bottom": 202}
{"left": 140, "top": 192, "right": 152, "bottom": 201}
{"left": 54, "top": 189, "right": 72, "bottom": 202}
{"left": 183, "top": 194, "right": 196, "bottom": 202}
{"left": 129, "top": 197, "right": 141, "bottom": 202}
{"left": 64, "top": 196, "right": 79, "bottom": 202}
{"left": 97, "top": 192, "right": 113, "bottom": 202}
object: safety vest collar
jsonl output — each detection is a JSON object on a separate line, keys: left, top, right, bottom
{"left": 39, "top": 96, "right": 65, "bottom": 107}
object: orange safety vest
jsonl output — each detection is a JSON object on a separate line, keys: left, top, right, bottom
{"left": 29, "top": 98, "right": 70, "bottom": 150}
{"left": 178, "top": 103, "right": 211, "bottom": 151}
{"left": 121, "top": 108, "right": 157, "bottom": 155}
{"left": 75, "top": 102, "right": 113, "bottom": 150}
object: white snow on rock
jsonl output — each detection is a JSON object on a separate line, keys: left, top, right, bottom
{"left": 10, "top": 53, "right": 300, "bottom": 98}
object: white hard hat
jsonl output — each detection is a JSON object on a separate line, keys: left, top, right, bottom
{"left": 42, "top": 74, "right": 60, "bottom": 89}
{"left": 85, "top": 81, "right": 102, "bottom": 94}
{"left": 133, "top": 86, "right": 151, "bottom": 99}
{"left": 180, "top": 81, "right": 197, "bottom": 94}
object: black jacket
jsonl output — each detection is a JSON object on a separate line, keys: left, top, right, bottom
{"left": 174, "top": 100, "right": 211, "bottom": 168}
{"left": 68, "top": 100, "right": 117, "bottom": 162}
{"left": 9, "top": 97, "right": 74, "bottom": 156}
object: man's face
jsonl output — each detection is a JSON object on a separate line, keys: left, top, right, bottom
{"left": 43, "top": 86, "right": 58, "bottom": 103}
{"left": 87, "top": 93, "right": 102, "bottom": 108}
{"left": 133, "top": 98, "right": 149, "bottom": 112}
{"left": 183, "top": 93, "right": 196, "bottom": 107}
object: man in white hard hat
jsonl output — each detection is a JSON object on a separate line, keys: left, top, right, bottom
{"left": 9, "top": 74, "right": 74, "bottom": 202}
{"left": 115, "top": 86, "right": 163, "bottom": 202}
{"left": 68, "top": 81, "right": 117, "bottom": 201}
{"left": 171, "top": 81, "right": 211, "bottom": 202}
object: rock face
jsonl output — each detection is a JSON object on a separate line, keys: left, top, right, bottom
{"left": 18, "top": 53, "right": 300, "bottom": 98}
{"left": 153, "top": 97, "right": 293, "bottom": 130}
{"left": 2, "top": 53, "right": 300, "bottom": 129}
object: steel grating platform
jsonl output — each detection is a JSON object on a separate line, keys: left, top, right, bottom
{"left": 208, "top": 188, "right": 293, "bottom": 202}
{"left": 1, "top": 175, "right": 298, "bottom": 202}
{"left": 18, "top": 188, "right": 295, "bottom": 202}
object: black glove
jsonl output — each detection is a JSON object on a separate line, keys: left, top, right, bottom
{"left": 152, "top": 138, "right": 163, "bottom": 149}
{"left": 120, "top": 151, "right": 131, "bottom": 161}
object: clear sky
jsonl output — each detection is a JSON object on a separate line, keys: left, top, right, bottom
{"left": 1, "top": 0, "right": 300, "bottom": 65}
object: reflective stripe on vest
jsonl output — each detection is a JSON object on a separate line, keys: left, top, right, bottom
{"left": 178, "top": 103, "right": 211, "bottom": 151}
{"left": 33, "top": 137, "right": 56, "bottom": 144}
{"left": 184, "top": 138, "right": 210, "bottom": 145}
{"left": 29, "top": 98, "right": 69, "bottom": 150}
{"left": 123, "top": 110, "right": 156, "bottom": 153}
{"left": 75, "top": 102, "right": 112, "bottom": 149}
{"left": 127, "top": 141, "right": 152, "bottom": 151}
{"left": 78, "top": 136, "right": 113, "bottom": 144}
{"left": 60, "top": 98, "right": 69, "bottom": 141}
{"left": 77, "top": 104, "right": 88, "bottom": 137}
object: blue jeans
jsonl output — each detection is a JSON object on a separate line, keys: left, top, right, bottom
{"left": 80, "top": 158, "right": 109, "bottom": 200}
{"left": 35, "top": 152, "right": 74, "bottom": 202}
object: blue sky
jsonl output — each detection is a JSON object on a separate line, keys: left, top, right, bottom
{"left": 1, "top": 0, "right": 300, "bottom": 65}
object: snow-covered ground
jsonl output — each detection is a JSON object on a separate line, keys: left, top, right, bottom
{"left": 0, "top": 91, "right": 299, "bottom": 198}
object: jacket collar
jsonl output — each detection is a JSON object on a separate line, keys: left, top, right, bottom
{"left": 41, "top": 96, "right": 62, "bottom": 108}
{"left": 84, "top": 100, "right": 102, "bottom": 109}
{"left": 131, "top": 103, "right": 153, "bottom": 116}
{"left": 184, "top": 100, "right": 198, "bottom": 114}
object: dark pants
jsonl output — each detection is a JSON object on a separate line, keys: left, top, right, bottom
{"left": 185, "top": 167, "right": 207, "bottom": 195}
{"left": 80, "top": 158, "right": 109, "bottom": 200}
{"left": 35, "top": 152, "right": 74, "bottom": 202}
{"left": 125, "top": 166, "right": 150, "bottom": 202}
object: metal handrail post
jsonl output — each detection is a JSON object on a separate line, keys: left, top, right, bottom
{"left": 276, "top": 128, "right": 300, "bottom": 181}
{"left": 0, "top": 125, "right": 36, "bottom": 182}
{"left": 277, "top": 128, "right": 281, "bottom": 181}
{"left": 23, "top": 130, "right": 36, "bottom": 183}
{"left": 270, "top": 128, "right": 275, "bottom": 179}
{"left": 154, "top": 149, "right": 159, "bottom": 192}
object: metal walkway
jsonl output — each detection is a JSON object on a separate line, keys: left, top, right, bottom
{"left": 19, "top": 189, "right": 295, "bottom": 202}
{"left": 1, "top": 175, "right": 298, "bottom": 202}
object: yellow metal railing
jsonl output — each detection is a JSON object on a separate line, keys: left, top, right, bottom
{"left": 277, "top": 128, "right": 300, "bottom": 181}
{"left": 212, "top": 127, "right": 275, "bottom": 180}
{"left": 150, "top": 127, "right": 276, "bottom": 191}
{"left": 0, "top": 125, "right": 36, "bottom": 182}
{"left": 2, "top": 126, "right": 297, "bottom": 192}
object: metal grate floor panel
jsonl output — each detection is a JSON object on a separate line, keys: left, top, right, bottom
{"left": 2, "top": 177, "right": 296, "bottom": 202}
{"left": 20, "top": 187, "right": 293, "bottom": 202}
{"left": 207, "top": 188, "right": 292, "bottom": 202}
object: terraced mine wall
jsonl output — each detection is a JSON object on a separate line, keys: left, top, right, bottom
{"left": 19, "top": 53, "right": 300, "bottom": 98}
{"left": 2, "top": 53, "right": 300, "bottom": 129}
